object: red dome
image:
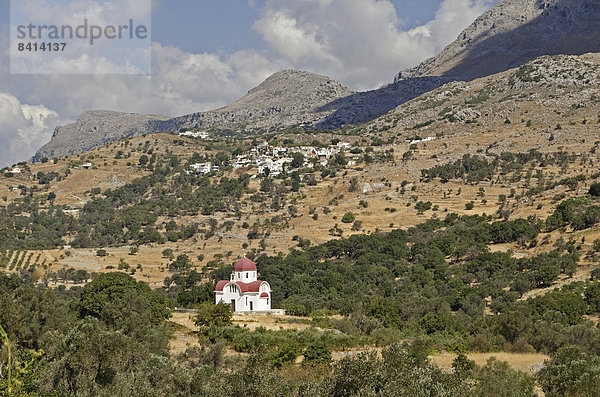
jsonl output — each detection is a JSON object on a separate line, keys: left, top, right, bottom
{"left": 260, "top": 292, "right": 269, "bottom": 298}
{"left": 233, "top": 258, "right": 257, "bottom": 272}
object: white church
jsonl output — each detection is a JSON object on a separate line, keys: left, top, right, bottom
{"left": 215, "top": 258, "right": 272, "bottom": 313}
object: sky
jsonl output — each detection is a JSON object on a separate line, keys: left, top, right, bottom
{"left": 0, "top": 0, "right": 498, "bottom": 168}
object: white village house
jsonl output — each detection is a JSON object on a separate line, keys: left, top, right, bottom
{"left": 178, "top": 130, "right": 209, "bottom": 139}
{"left": 215, "top": 258, "right": 272, "bottom": 312}
{"left": 257, "top": 157, "right": 292, "bottom": 176}
{"left": 189, "top": 162, "right": 219, "bottom": 175}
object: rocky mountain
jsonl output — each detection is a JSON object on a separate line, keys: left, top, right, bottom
{"left": 285, "top": 0, "right": 600, "bottom": 129}
{"left": 34, "top": 0, "right": 600, "bottom": 160}
{"left": 32, "top": 111, "right": 171, "bottom": 161}
{"left": 34, "top": 70, "right": 354, "bottom": 161}
{"left": 395, "top": 0, "right": 600, "bottom": 82}
{"left": 374, "top": 52, "right": 600, "bottom": 145}
{"left": 153, "top": 70, "right": 354, "bottom": 133}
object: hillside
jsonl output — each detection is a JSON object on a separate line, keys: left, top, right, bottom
{"left": 3, "top": 52, "right": 600, "bottom": 286}
{"left": 3, "top": 51, "right": 600, "bottom": 395}
{"left": 6, "top": 0, "right": 600, "bottom": 394}
{"left": 31, "top": 110, "right": 171, "bottom": 161}
{"left": 316, "top": 0, "right": 600, "bottom": 129}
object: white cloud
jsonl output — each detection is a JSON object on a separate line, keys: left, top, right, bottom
{"left": 253, "top": 0, "right": 493, "bottom": 89}
{"left": 0, "top": 93, "right": 62, "bottom": 168}
{"left": 12, "top": 0, "right": 152, "bottom": 74}
{"left": 254, "top": 11, "right": 340, "bottom": 67}
{"left": 419, "top": 0, "right": 492, "bottom": 53}
{"left": 149, "top": 44, "right": 276, "bottom": 113}
{"left": 1, "top": 43, "right": 278, "bottom": 119}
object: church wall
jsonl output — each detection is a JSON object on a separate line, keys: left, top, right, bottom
{"left": 239, "top": 294, "right": 259, "bottom": 312}
{"left": 219, "top": 284, "right": 246, "bottom": 311}
{"left": 257, "top": 296, "right": 270, "bottom": 311}
{"left": 233, "top": 271, "right": 257, "bottom": 283}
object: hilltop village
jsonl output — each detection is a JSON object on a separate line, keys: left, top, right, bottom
{"left": 182, "top": 133, "right": 357, "bottom": 176}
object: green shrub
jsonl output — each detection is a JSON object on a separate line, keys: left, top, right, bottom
{"left": 537, "top": 345, "right": 600, "bottom": 397}
{"left": 341, "top": 212, "right": 356, "bottom": 224}
{"left": 303, "top": 341, "right": 332, "bottom": 365}
{"left": 589, "top": 182, "right": 600, "bottom": 197}
{"left": 194, "top": 302, "right": 232, "bottom": 333}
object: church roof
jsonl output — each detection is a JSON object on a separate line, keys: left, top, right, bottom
{"left": 238, "top": 281, "right": 263, "bottom": 293}
{"left": 215, "top": 280, "right": 265, "bottom": 293}
{"left": 215, "top": 280, "right": 229, "bottom": 292}
{"left": 233, "top": 258, "right": 257, "bottom": 271}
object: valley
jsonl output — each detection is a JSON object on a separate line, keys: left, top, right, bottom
{"left": 2, "top": 0, "right": 600, "bottom": 394}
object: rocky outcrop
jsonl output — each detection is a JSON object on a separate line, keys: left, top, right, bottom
{"left": 32, "top": 111, "right": 171, "bottom": 161}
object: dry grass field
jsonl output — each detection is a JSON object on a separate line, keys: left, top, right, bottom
{"left": 430, "top": 351, "right": 549, "bottom": 374}
{"left": 169, "top": 310, "right": 550, "bottom": 376}
{"left": 2, "top": 121, "right": 600, "bottom": 292}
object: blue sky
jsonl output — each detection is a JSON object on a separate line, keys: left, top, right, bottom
{"left": 0, "top": 0, "right": 498, "bottom": 167}
{"left": 1, "top": 0, "right": 499, "bottom": 62}
{"left": 153, "top": 0, "right": 469, "bottom": 54}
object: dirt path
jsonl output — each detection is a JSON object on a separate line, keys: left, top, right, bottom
{"left": 430, "top": 352, "right": 549, "bottom": 374}
{"left": 168, "top": 312, "right": 314, "bottom": 355}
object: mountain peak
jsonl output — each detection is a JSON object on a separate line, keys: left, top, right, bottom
{"left": 33, "top": 70, "right": 354, "bottom": 160}
{"left": 226, "top": 69, "right": 353, "bottom": 111}
{"left": 396, "top": 0, "right": 600, "bottom": 82}
{"left": 251, "top": 69, "right": 331, "bottom": 88}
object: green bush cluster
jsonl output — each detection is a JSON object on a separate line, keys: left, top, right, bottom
{"left": 422, "top": 149, "right": 578, "bottom": 184}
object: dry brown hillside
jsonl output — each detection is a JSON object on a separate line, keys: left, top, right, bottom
{"left": 2, "top": 54, "right": 600, "bottom": 298}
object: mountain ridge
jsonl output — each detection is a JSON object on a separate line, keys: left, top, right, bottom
{"left": 33, "top": 0, "right": 600, "bottom": 161}
{"left": 33, "top": 70, "right": 354, "bottom": 161}
{"left": 395, "top": 0, "right": 600, "bottom": 82}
